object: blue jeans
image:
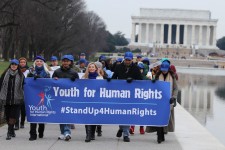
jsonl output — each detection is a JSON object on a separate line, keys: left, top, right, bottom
{"left": 119, "top": 125, "right": 130, "bottom": 137}
{"left": 60, "top": 124, "right": 71, "bottom": 135}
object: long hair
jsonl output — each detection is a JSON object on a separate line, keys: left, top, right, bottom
{"left": 82, "top": 62, "right": 101, "bottom": 79}
{"left": 33, "top": 60, "right": 50, "bottom": 74}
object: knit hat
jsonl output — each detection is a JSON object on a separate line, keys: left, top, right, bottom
{"left": 34, "top": 56, "right": 45, "bottom": 62}
{"left": 51, "top": 56, "right": 58, "bottom": 61}
{"left": 10, "top": 59, "right": 19, "bottom": 65}
{"left": 137, "top": 62, "right": 145, "bottom": 69}
{"left": 160, "top": 61, "right": 170, "bottom": 72}
{"left": 61, "top": 55, "right": 74, "bottom": 61}
{"left": 95, "top": 61, "right": 103, "bottom": 68}
{"left": 99, "top": 55, "right": 106, "bottom": 61}
{"left": 19, "top": 57, "right": 27, "bottom": 62}
{"left": 116, "top": 58, "right": 123, "bottom": 62}
{"left": 124, "top": 52, "right": 133, "bottom": 60}
{"left": 142, "top": 58, "right": 150, "bottom": 65}
{"left": 79, "top": 58, "right": 87, "bottom": 64}
{"left": 136, "top": 54, "right": 142, "bottom": 58}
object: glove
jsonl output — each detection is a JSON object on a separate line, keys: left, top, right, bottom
{"left": 71, "top": 77, "right": 76, "bottom": 81}
{"left": 106, "top": 78, "right": 111, "bottom": 82}
{"left": 34, "top": 74, "right": 40, "bottom": 80}
{"left": 151, "top": 79, "right": 156, "bottom": 83}
{"left": 170, "top": 97, "right": 177, "bottom": 107}
{"left": 126, "top": 77, "right": 133, "bottom": 83}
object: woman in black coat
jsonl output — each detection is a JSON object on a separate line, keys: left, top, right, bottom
{"left": 0, "top": 59, "right": 25, "bottom": 140}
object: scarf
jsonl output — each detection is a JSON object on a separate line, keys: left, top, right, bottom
{"left": 0, "top": 69, "right": 24, "bottom": 103}
{"left": 35, "top": 66, "right": 47, "bottom": 78}
{"left": 88, "top": 72, "right": 98, "bottom": 79}
{"left": 159, "top": 72, "right": 174, "bottom": 97}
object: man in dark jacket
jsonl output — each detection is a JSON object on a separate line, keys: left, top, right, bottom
{"left": 112, "top": 51, "right": 142, "bottom": 142}
{"left": 52, "top": 55, "right": 79, "bottom": 141}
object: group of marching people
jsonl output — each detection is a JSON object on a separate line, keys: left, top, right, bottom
{"left": 0, "top": 51, "right": 178, "bottom": 144}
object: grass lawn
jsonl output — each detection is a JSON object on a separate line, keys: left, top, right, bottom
{"left": 0, "top": 61, "right": 11, "bottom": 75}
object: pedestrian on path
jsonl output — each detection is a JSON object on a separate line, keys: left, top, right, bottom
{"left": 112, "top": 52, "right": 142, "bottom": 142}
{"left": 27, "top": 56, "right": 50, "bottom": 141}
{"left": 129, "top": 62, "right": 148, "bottom": 135}
{"left": 82, "top": 62, "right": 103, "bottom": 142}
{"left": 149, "top": 59, "right": 178, "bottom": 144}
{"left": 53, "top": 55, "right": 79, "bottom": 141}
{"left": 0, "top": 59, "right": 25, "bottom": 140}
{"left": 14, "top": 57, "right": 29, "bottom": 130}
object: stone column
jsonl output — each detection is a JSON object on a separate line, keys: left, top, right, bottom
{"left": 183, "top": 25, "right": 187, "bottom": 46}
{"left": 168, "top": 24, "right": 172, "bottom": 44}
{"left": 138, "top": 23, "right": 142, "bottom": 43}
{"left": 206, "top": 26, "right": 210, "bottom": 46}
{"left": 213, "top": 26, "right": 217, "bottom": 46}
{"left": 131, "top": 23, "right": 136, "bottom": 43}
{"left": 176, "top": 24, "right": 180, "bottom": 44}
{"left": 145, "top": 23, "right": 149, "bottom": 43}
{"left": 160, "top": 24, "right": 164, "bottom": 45}
{"left": 152, "top": 24, "right": 156, "bottom": 43}
{"left": 192, "top": 25, "right": 195, "bottom": 44}
{"left": 199, "top": 25, "right": 202, "bottom": 46}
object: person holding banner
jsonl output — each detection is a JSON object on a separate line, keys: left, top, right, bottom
{"left": 0, "top": 59, "right": 25, "bottom": 140}
{"left": 152, "top": 59, "right": 178, "bottom": 144}
{"left": 94, "top": 61, "right": 107, "bottom": 137}
{"left": 27, "top": 56, "right": 50, "bottom": 141}
{"left": 52, "top": 55, "right": 79, "bottom": 141}
{"left": 112, "top": 51, "right": 142, "bottom": 142}
{"left": 82, "top": 62, "right": 103, "bottom": 142}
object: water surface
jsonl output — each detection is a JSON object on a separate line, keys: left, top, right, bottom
{"left": 177, "top": 68, "right": 225, "bottom": 146}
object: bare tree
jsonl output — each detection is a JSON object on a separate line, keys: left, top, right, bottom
{"left": 0, "top": 0, "right": 109, "bottom": 60}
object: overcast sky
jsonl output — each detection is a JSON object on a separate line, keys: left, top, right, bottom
{"left": 85, "top": 0, "right": 225, "bottom": 39}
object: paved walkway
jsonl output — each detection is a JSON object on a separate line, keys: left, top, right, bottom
{"left": 0, "top": 105, "right": 225, "bottom": 150}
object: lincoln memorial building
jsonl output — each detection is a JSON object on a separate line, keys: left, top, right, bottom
{"left": 129, "top": 8, "right": 218, "bottom": 52}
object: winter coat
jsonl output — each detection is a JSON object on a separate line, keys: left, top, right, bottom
{"left": 146, "top": 70, "right": 178, "bottom": 133}
{"left": 52, "top": 66, "right": 79, "bottom": 79}
{"left": 112, "top": 62, "right": 142, "bottom": 80}
{"left": 27, "top": 66, "right": 50, "bottom": 78}
{"left": 0, "top": 69, "right": 24, "bottom": 105}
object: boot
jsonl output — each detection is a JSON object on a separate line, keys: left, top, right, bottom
{"left": 91, "top": 125, "right": 96, "bottom": 140}
{"left": 129, "top": 126, "right": 134, "bottom": 134}
{"left": 6, "top": 132, "right": 11, "bottom": 140}
{"left": 85, "top": 125, "right": 91, "bottom": 142}
{"left": 140, "top": 126, "right": 145, "bottom": 134}
{"left": 20, "top": 123, "right": 24, "bottom": 129}
{"left": 157, "top": 127, "right": 164, "bottom": 144}
{"left": 161, "top": 132, "right": 165, "bottom": 142}
{"left": 70, "top": 124, "right": 75, "bottom": 129}
{"left": 116, "top": 129, "right": 123, "bottom": 137}
{"left": 14, "top": 120, "right": 19, "bottom": 130}
{"left": 96, "top": 125, "right": 102, "bottom": 136}
{"left": 6, "top": 125, "right": 12, "bottom": 140}
{"left": 10, "top": 125, "right": 16, "bottom": 137}
{"left": 38, "top": 124, "right": 45, "bottom": 138}
{"left": 29, "top": 134, "right": 37, "bottom": 141}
